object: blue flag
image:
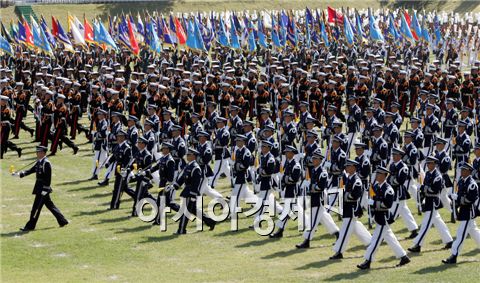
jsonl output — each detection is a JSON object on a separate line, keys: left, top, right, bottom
{"left": 421, "top": 14, "right": 430, "bottom": 43}
{"left": 400, "top": 12, "right": 415, "bottom": 42}
{"left": 186, "top": 19, "right": 196, "bottom": 49}
{"left": 369, "top": 10, "right": 384, "bottom": 42}
{"left": 434, "top": 14, "right": 442, "bottom": 46}
{"left": 229, "top": 16, "right": 240, "bottom": 49}
{"left": 411, "top": 11, "right": 422, "bottom": 41}
{"left": 95, "top": 20, "right": 118, "bottom": 50}
{"left": 257, "top": 16, "right": 267, "bottom": 48}
{"left": 0, "top": 34, "right": 13, "bottom": 56}
{"left": 343, "top": 15, "right": 354, "bottom": 46}
{"left": 388, "top": 13, "right": 402, "bottom": 44}
{"left": 247, "top": 20, "right": 256, "bottom": 52}
{"left": 40, "top": 16, "right": 56, "bottom": 48}
{"left": 217, "top": 16, "right": 229, "bottom": 47}
{"left": 193, "top": 17, "right": 206, "bottom": 51}
{"left": 320, "top": 20, "right": 329, "bottom": 47}
{"left": 271, "top": 14, "right": 281, "bottom": 48}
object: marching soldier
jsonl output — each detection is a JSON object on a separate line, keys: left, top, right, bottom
{"left": 443, "top": 163, "right": 480, "bottom": 264}
{"left": 50, "top": 94, "right": 79, "bottom": 156}
{"left": 443, "top": 99, "right": 458, "bottom": 149}
{"left": 210, "top": 117, "right": 232, "bottom": 189}
{"left": 422, "top": 104, "right": 440, "bottom": 159}
{"left": 434, "top": 138, "right": 455, "bottom": 216}
{"left": 346, "top": 96, "right": 362, "bottom": 156}
{"left": 15, "top": 145, "right": 68, "bottom": 231}
{"left": 196, "top": 131, "right": 224, "bottom": 199}
{"left": 98, "top": 112, "right": 123, "bottom": 187}
{"left": 170, "top": 148, "right": 216, "bottom": 234}
{"left": 330, "top": 159, "right": 371, "bottom": 259}
{"left": 90, "top": 109, "right": 108, "bottom": 180}
{"left": 325, "top": 135, "right": 346, "bottom": 214}
{"left": 408, "top": 156, "right": 453, "bottom": 253}
{"left": 388, "top": 148, "right": 419, "bottom": 239}
{"left": 383, "top": 112, "right": 400, "bottom": 155}
{"left": 370, "top": 126, "right": 389, "bottom": 174}
{"left": 357, "top": 167, "right": 410, "bottom": 269}
{"left": 270, "top": 145, "right": 302, "bottom": 238}
{"left": 130, "top": 137, "right": 153, "bottom": 216}
{"left": 453, "top": 121, "right": 472, "bottom": 181}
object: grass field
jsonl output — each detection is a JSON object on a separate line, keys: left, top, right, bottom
{"left": 1, "top": 112, "right": 479, "bottom": 282}
{"left": 1, "top": 0, "right": 480, "bottom": 27}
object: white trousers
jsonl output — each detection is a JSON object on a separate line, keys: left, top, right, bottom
{"left": 413, "top": 209, "right": 453, "bottom": 246}
{"left": 91, "top": 149, "right": 108, "bottom": 176}
{"left": 440, "top": 188, "right": 453, "bottom": 212}
{"left": 451, "top": 219, "right": 480, "bottom": 256}
{"left": 200, "top": 177, "right": 223, "bottom": 199}
{"left": 104, "top": 161, "right": 117, "bottom": 180}
{"left": 389, "top": 200, "right": 418, "bottom": 231}
{"left": 255, "top": 189, "right": 283, "bottom": 223}
{"left": 230, "top": 183, "right": 258, "bottom": 212}
{"left": 277, "top": 197, "right": 307, "bottom": 230}
{"left": 364, "top": 223, "right": 406, "bottom": 262}
{"left": 333, "top": 217, "right": 371, "bottom": 253}
{"left": 303, "top": 205, "right": 339, "bottom": 240}
{"left": 209, "top": 158, "right": 231, "bottom": 188}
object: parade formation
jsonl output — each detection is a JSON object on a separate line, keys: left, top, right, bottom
{"left": 1, "top": 6, "right": 480, "bottom": 270}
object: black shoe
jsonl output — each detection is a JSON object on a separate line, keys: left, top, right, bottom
{"left": 208, "top": 222, "right": 216, "bottom": 231}
{"left": 269, "top": 229, "right": 283, "bottom": 238}
{"left": 89, "top": 175, "right": 98, "bottom": 180}
{"left": 357, "top": 260, "right": 371, "bottom": 270}
{"left": 73, "top": 146, "right": 79, "bottom": 155}
{"left": 444, "top": 241, "right": 453, "bottom": 249}
{"left": 397, "top": 255, "right": 410, "bottom": 267}
{"left": 29, "top": 129, "right": 34, "bottom": 137}
{"left": 334, "top": 231, "right": 340, "bottom": 240}
{"left": 48, "top": 152, "right": 56, "bottom": 156}
{"left": 17, "top": 148, "right": 22, "bottom": 158}
{"left": 20, "top": 227, "right": 32, "bottom": 232}
{"left": 329, "top": 252, "right": 343, "bottom": 260}
{"left": 295, "top": 239, "right": 310, "bottom": 249}
{"left": 408, "top": 245, "right": 421, "bottom": 253}
{"left": 98, "top": 180, "right": 109, "bottom": 186}
{"left": 408, "top": 229, "right": 418, "bottom": 239}
{"left": 174, "top": 230, "right": 186, "bottom": 235}
{"left": 59, "top": 221, "right": 69, "bottom": 228}
{"left": 442, "top": 255, "right": 457, "bottom": 264}
{"left": 12, "top": 135, "right": 19, "bottom": 139}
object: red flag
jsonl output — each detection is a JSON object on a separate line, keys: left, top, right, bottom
{"left": 403, "top": 10, "right": 418, "bottom": 40}
{"left": 84, "top": 17, "right": 94, "bottom": 43}
{"left": 174, "top": 17, "right": 186, "bottom": 45}
{"left": 51, "top": 16, "right": 59, "bottom": 37}
{"left": 127, "top": 18, "right": 139, "bottom": 55}
{"left": 24, "top": 20, "right": 33, "bottom": 46}
{"left": 327, "top": 6, "right": 343, "bottom": 25}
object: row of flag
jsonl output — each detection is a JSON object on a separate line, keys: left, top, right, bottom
{"left": 0, "top": 6, "right": 475, "bottom": 57}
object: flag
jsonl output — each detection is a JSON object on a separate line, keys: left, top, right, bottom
{"left": 202, "top": 16, "right": 215, "bottom": 51}
{"left": 9, "top": 20, "right": 19, "bottom": 44}
{"left": 137, "top": 13, "right": 145, "bottom": 36}
{"left": 162, "top": 17, "right": 175, "bottom": 46}
{"left": 327, "top": 6, "right": 343, "bottom": 25}
{"left": 278, "top": 12, "right": 287, "bottom": 46}
{"left": 118, "top": 16, "right": 132, "bottom": 50}
{"left": 0, "top": 34, "right": 14, "bottom": 56}
{"left": 186, "top": 18, "right": 196, "bottom": 49}
{"left": 174, "top": 16, "right": 187, "bottom": 45}
{"left": 343, "top": 14, "right": 354, "bottom": 45}
{"left": 421, "top": 13, "right": 430, "bottom": 43}
{"left": 257, "top": 15, "right": 267, "bottom": 48}
{"left": 320, "top": 18, "right": 329, "bottom": 47}
{"left": 271, "top": 13, "right": 281, "bottom": 48}
{"left": 145, "top": 19, "right": 161, "bottom": 53}
{"left": 31, "top": 16, "right": 52, "bottom": 54}
{"left": 247, "top": 19, "right": 256, "bottom": 52}
{"left": 40, "top": 16, "right": 56, "bottom": 48}
{"left": 94, "top": 19, "right": 117, "bottom": 51}
{"left": 368, "top": 9, "right": 384, "bottom": 42}
{"left": 388, "top": 13, "right": 402, "bottom": 43}
{"left": 168, "top": 15, "right": 177, "bottom": 43}
{"left": 355, "top": 10, "right": 365, "bottom": 42}
{"left": 411, "top": 11, "right": 421, "bottom": 41}
{"left": 23, "top": 20, "right": 34, "bottom": 46}
{"left": 229, "top": 16, "right": 240, "bottom": 49}
{"left": 1, "top": 22, "right": 13, "bottom": 43}
{"left": 84, "top": 17, "right": 95, "bottom": 44}
{"left": 127, "top": 17, "right": 139, "bottom": 55}
{"left": 217, "top": 16, "right": 230, "bottom": 47}
{"left": 73, "top": 15, "right": 85, "bottom": 39}
{"left": 400, "top": 12, "right": 415, "bottom": 42}
{"left": 193, "top": 17, "right": 206, "bottom": 51}
{"left": 68, "top": 15, "right": 86, "bottom": 46}
{"left": 52, "top": 17, "right": 73, "bottom": 51}
{"left": 434, "top": 14, "right": 442, "bottom": 46}
{"left": 287, "top": 14, "right": 297, "bottom": 47}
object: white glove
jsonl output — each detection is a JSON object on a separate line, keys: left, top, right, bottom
{"left": 12, "top": 172, "right": 20, "bottom": 178}
{"left": 368, "top": 199, "right": 375, "bottom": 206}
{"left": 450, "top": 193, "right": 458, "bottom": 200}
{"left": 324, "top": 161, "right": 331, "bottom": 170}
{"left": 41, "top": 191, "right": 48, "bottom": 196}
{"left": 139, "top": 170, "right": 146, "bottom": 176}
{"left": 120, "top": 170, "right": 128, "bottom": 178}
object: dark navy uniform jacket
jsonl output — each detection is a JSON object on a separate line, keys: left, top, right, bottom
{"left": 160, "top": 120, "right": 174, "bottom": 141}
{"left": 197, "top": 142, "right": 214, "bottom": 178}
{"left": 150, "top": 153, "right": 175, "bottom": 187}
{"left": 233, "top": 146, "right": 252, "bottom": 184}
{"left": 257, "top": 152, "right": 276, "bottom": 191}
{"left": 281, "top": 121, "right": 297, "bottom": 151}
{"left": 388, "top": 161, "right": 409, "bottom": 200}
{"left": 329, "top": 147, "right": 346, "bottom": 187}
{"left": 94, "top": 119, "right": 108, "bottom": 151}
{"left": 229, "top": 115, "right": 243, "bottom": 143}
{"left": 108, "top": 121, "right": 122, "bottom": 148}
{"left": 443, "top": 108, "right": 458, "bottom": 138}
{"left": 403, "top": 142, "right": 419, "bottom": 178}
{"left": 355, "top": 153, "right": 371, "bottom": 189}
{"left": 143, "top": 130, "right": 156, "bottom": 153}
{"left": 383, "top": 122, "right": 399, "bottom": 154}
{"left": 343, "top": 173, "right": 363, "bottom": 218}
{"left": 171, "top": 136, "right": 187, "bottom": 169}
{"left": 456, "top": 175, "right": 479, "bottom": 221}
{"left": 371, "top": 136, "right": 388, "bottom": 171}
{"left": 411, "top": 127, "right": 424, "bottom": 149}
{"left": 214, "top": 127, "right": 231, "bottom": 160}
{"left": 106, "top": 141, "right": 132, "bottom": 174}
{"left": 347, "top": 104, "right": 361, "bottom": 133}
{"left": 20, "top": 157, "right": 53, "bottom": 194}
{"left": 421, "top": 168, "right": 444, "bottom": 211}
{"left": 308, "top": 165, "right": 329, "bottom": 207}
{"left": 453, "top": 132, "right": 471, "bottom": 165}
{"left": 371, "top": 181, "right": 395, "bottom": 225}
{"left": 281, "top": 158, "right": 301, "bottom": 198}
{"left": 174, "top": 161, "right": 202, "bottom": 198}
{"left": 423, "top": 114, "right": 440, "bottom": 148}
{"left": 435, "top": 149, "right": 453, "bottom": 188}
{"left": 148, "top": 114, "right": 160, "bottom": 132}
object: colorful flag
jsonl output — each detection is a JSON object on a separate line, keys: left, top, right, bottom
{"left": 433, "top": 14, "right": 442, "bottom": 46}
{"left": 343, "top": 14, "right": 354, "bottom": 45}
{"left": 193, "top": 17, "right": 206, "bottom": 51}
{"left": 411, "top": 11, "right": 421, "bottom": 41}
{"left": 186, "top": 19, "right": 196, "bottom": 49}
{"left": 162, "top": 17, "right": 175, "bottom": 46}
{"left": 286, "top": 14, "right": 297, "bottom": 47}
{"left": 0, "top": 34, "right": 14, "bottom": 56}
{"left": 400, "top": 12, "right": 415, "bottom": 42}
{"left": 257, "top": 15, "right": 267, "bottom": 48}
{"left": 52, "top": 16, "right": 73, "bottom": 51}
{"left": 320, "top": 18, "right": 329, "bottom": 47}
{"left": 127, "top": 17, "right": 139, "bottom": 55}
{"left": 31, "top": 16, "right": 52, "bottom": 54}
{"left": 94, "top": 19, "right": 117, "bottom": 51}
{"left": 247, "top": 19, "right": 256, "bottom": 52}
{"left": 174, "top": 16, "right": 187, "bottom": 45}
{"left": 40, "top": 16, "right": 56, "bottom": 48}
{"left": 368, "top": 9, "right": 384, "bottom": 42}
{"left": 68, "top": 15, "right": 86, "bottom": 46}
{"left": 355, "top": 10, "right": 365, "bottom": 42}
{"left": 84, "top": 17, "right": 95, "bottom": 44}
{"left": 217, "top": 16, "right": 230, "bottom": 47}
{"left": 1, "top": 22, "right": 13, "bottom": 43}
{"left": 229, "top": 16, "right": 240, "bottom": 49}
{"left": 388, "top": 13, "right": 402, "bottom": 43}
{"left": 421, "top": 13, "right": 430, "bottom": 43}
{"left": 327, "top": 6, "right": 343, "bottom": 25}
{"left": 271, "top": 14, "right": 281, "bottom": 48}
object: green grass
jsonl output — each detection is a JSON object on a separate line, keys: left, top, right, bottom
{"left": 1, "top": 0, "right": 480, "bottom": 28}
{"left": 1, "top": 112, "right": 479, "bottom": 282}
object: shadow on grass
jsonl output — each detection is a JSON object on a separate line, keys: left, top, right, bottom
{"left": 261, "top": 248, "right": 307, "bottom": 259}
{"left": 93, "top": 215, "right": 130, "bottom": 225}
{"left": 235, "top": 237, "right": 275, "bottom": 248}
{"left": 1, "top": 226, "right": 55, "bottom": 238}
{"left": 69, "top": 185, "right": 100, "bottom": 192}
{"left": 56, "top": 179, "right": 92, "bottom": 186}
{"left": 463, "top": 249, "right": 480, "bottom": 256}
{"left": 347, "top": 244, "right": 368, "bottom": 253}
{"left": 213, "top": 227, "right": 250, "bottom": 236}
{"left": 139, "top": 234, "right": 178, "bottom": 243}
{"left": 83, "top": 192, "right": 112, "bottom": 199}
{"left": 114, "top": 225, "right": 152, "bottom": 234}
{"left": 73, "top": 208, "right": 111, "bottom": 217}
{"left": 296, "top": 258, "right": 337, "bottom": 270}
